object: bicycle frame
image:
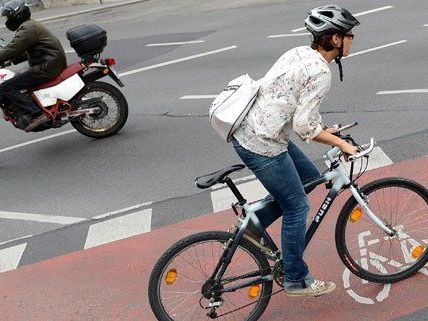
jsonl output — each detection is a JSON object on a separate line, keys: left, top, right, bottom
{"left": 208, "top": 145, "right": 396, "bottom": 295}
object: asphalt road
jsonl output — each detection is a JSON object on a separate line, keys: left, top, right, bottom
{"left": 0, "top": 0, "right": 426, "bottom": 243}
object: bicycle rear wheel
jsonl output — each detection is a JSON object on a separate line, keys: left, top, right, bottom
{"left": 148, "top": 231, "right": 273, "bottom": 321}
{"left": 336, "top": 178, "right": 428, "bottom": 283}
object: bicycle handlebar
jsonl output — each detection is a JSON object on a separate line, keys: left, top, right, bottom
{"left": 348, "top": 138, "right": 375, "bottom": 161}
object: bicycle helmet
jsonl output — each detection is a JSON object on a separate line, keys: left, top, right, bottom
{"left": 305, "top": 4, "right": 359, "bottom": 37}
{"left": 1, "top": 0, "right": 31, "bottom": 31}
{"left": 305, "top": 5, "right": 360, "bottom": 81}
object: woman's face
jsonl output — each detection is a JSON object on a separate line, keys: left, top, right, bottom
{"left": 332, "top": 32, "right": 354, "bottom": 57}
{"left": 341, "top": 32, "right": 355, "bottom": 57}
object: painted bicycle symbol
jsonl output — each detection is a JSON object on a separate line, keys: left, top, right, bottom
{"left": 343, "top": 227, "right": 428, "bottom": 304}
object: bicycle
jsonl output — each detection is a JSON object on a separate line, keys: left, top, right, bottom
{"left": 148, "top": 122, "right": 428, "bottom": 321}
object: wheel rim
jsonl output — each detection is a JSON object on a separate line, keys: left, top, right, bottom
{"left": 78, "top": 90, "right": 120, "bottom": 132}
{"left": 343, "top": 184, "right": 428, "bottom": 277}
{"left": 156, "top": 239, "right": 268, "bottom": 321}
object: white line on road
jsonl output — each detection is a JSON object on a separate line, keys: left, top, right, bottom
{"left": 268, "top": 33, "right": 310, "bottom": 38}
{"left": 0, "top": 47, "right": 238, "bottom": 154}
{"left": 180, "top": 95, "right": 217, "bottom": 99}
{"left": 146, "top": 40, "right": 205, "bottom": 47}
{"left": 119, "top": 46, "right": 237, "bottom": 77}
{"left": 181, "top": 41, "right": 406, "bottom": 100}
{"left": 353, "top": 5, "right": 394, "bottom": 17}
{"left": 0, "top": 243, "right": 27, "bottom": 273}
{"left": 291, "top": 6, "right": 394, "bottom": 32}
{"left": 344, "top": 40, "right": 406, "bottom": 58}
{"left": 92, "top": 201, "right": 153, "bottom": 220}
{"left": 0, "top": 211, "right": 86, "bottom": 225}
{"left": 84, "top": 208, "right": 152, "bottom": 249}
{"left": 0, "top": 130, "right": 76, "bottom": 154}
{"left": 424, "top": 24, "right": 428, "bottom": 27}
{"left": 377, "top": 89, "right": 428, "bottom": 95}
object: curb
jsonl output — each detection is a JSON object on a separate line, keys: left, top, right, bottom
{"left": 36, "top": 0, "right": 147, "bottom": 23}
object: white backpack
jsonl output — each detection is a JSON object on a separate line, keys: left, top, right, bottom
{"left": 209, "top": 74, "right": 261, "bottom": 142}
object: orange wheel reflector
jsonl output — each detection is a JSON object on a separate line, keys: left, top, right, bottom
{"left": 248, "top": 285, "right": 261, "bottom": 299}
{"left": 350, "top": 207, "right": 363, "bottom": 222}
{"left": 165, "top": 269, "right": 177, "bottom": 285}
{"left": 103, "top": 68, "right": 109, "bottom": 75}
{"left": 412, "top": 245, "right": 425, "bottom": 259}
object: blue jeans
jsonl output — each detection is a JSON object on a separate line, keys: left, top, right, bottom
{"left": 231, "top": 138, "right": 320, "bottom": 289}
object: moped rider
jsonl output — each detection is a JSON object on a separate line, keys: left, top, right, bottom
{"left": 0, "top": 0, "right": 67, "bottom": 130}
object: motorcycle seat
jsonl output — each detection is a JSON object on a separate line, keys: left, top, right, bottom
{"left": 30, "top": 63, "right": 85, "bottom": 91}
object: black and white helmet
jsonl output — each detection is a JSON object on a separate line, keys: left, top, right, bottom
{"left": 305, "top": 4, "right": 360, "bottom": 37}
{"left": 1, "top": 0, "right": 30, "bottom": 18}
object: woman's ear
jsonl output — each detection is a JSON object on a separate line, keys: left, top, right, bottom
{"left": 331, "top": 34, "right": 342, "bottom": 48}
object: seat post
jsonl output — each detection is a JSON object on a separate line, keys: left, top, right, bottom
{"left": 224, "top": 177, "right": 247, "bottom": 205}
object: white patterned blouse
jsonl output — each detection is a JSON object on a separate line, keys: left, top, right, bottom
{"left": 233, "top": 46, "right": 332, "bottom": 157}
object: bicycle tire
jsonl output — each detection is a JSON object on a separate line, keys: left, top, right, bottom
{"left": 148, "top": 231, "right": 273, "bottom": 321}
{"left": 336, "top": 177, "right": 428, "bottom": 283}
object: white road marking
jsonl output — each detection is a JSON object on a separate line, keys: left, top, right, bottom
{"left": 0, "top": 234, "right": 32, "bottom": 246}
{"left": 146, "top": 40, "right": 205, "bottom": 47}
{"left": 182, "top": 41, "right": 406, "bottom": 100}
{"left": 353, "top": 6, "right": 394, "bottom": 17}
{"left": 211, "top": 180, "right": 267, "bottom": 212}
{"left": 424, "top": 24, "right": 428, "bottom": 27}
{"left": 268, "top": 33, "right": 310, "bottom": 38}
{"left": 92, "top": 201, "right": 153, "bottom": 219}
{"left": 180, "top": 95, "right": 217, "bottom": 99}
{"left": 377, "top": 89, "right": 428, "bottom": 95}
{"left": 344, "top": 40, "right": 406, "bottom": 59}
{"left": 0, "top": 243, "right": 27, "bottom": 273}
{"left": 119, "top": 46, "right": 237, "bottom": 77}
{"left": 0, "top": 211, "right": 85, "bottom": 225}
{"left": 0, "top": 129, "right": 76, "bottom": 154}
{"left": 291, "top": 6, "right": 394, "bottom": 32}
{"left": 84, "top": 208, "right": 152, "bottom": 249}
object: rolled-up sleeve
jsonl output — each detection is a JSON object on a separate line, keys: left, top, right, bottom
{"left": 293, "top": 70, "right": 331, "bottom": 141}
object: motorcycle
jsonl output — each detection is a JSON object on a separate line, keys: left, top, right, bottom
{"left": 0, "top": 24, "right": 128, "bottom": 138}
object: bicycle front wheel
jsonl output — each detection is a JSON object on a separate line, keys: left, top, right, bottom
{"left": 148, "top": 231, "right": 273, "bottom": 321}
{"left": 336, "top": 178, "right": 428, "bottom": 283}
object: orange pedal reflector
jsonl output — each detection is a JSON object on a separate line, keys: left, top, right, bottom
{"left": 165, "top": 269, "right": 177, "bottom": 285}
{"left": 103, "top": 68, "right": 109, "bottom": 75}
{"left": 248, "top": 285, "right": 260, "bottom": 299}
{"left": 350, "top": 207, "right": 363, "bottom": 222}
{"left": 412, "top": 245, "right": 425, "bottom": 259}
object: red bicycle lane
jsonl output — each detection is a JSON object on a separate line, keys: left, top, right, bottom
{"left": 1, "top": 155, "right": 427, "bottom": 321}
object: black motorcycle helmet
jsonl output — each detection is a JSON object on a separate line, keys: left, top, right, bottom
{"left": 1, "top": 0, "right": 31, "bottom": 31}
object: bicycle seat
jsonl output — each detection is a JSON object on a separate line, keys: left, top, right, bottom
{"left": 195, "top": 164, "right": 246, "bottom": 189}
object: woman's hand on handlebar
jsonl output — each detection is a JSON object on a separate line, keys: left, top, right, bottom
{"left": 338, "top": 141, "right": 358, "bottom": 161}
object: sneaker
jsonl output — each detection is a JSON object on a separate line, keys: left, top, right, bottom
{"left": 284, "top": 280, "right": 336, "bottom": 297}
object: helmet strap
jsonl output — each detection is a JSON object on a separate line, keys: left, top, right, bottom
{"left": 334, "top": 38, "right": 344, "bottom": 81}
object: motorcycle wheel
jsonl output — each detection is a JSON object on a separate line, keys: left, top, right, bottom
{"left": 71, "top": 81, "right": 128, "bottom": 138}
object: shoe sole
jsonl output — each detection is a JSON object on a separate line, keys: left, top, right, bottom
{"left": 284, "top": 284, "right": 336, "bottom": 298}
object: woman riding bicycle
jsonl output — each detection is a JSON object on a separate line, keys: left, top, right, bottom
{"left": 231, "top": 5, "right": 360, "bottom": 297}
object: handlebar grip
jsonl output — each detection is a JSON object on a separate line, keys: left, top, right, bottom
{"left": 348, "top": 138, "right": 375, "bottom": 161}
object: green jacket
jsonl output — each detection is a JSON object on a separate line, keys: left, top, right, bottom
{"left": 0, "top": 20, "right": 67, "bottom": 79}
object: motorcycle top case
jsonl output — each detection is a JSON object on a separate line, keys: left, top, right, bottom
{"left": 66, "top": 24, "right": 107, "bottom": 58}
